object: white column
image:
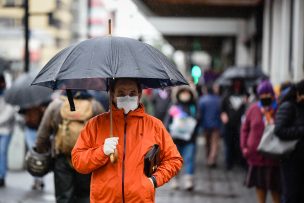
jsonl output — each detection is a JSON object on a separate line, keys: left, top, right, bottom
{"left": 270, "top": 0, "right": 282, "bottom": 85}
{"left": 292, "top": 0, "right": 304, "bottom": 82}
{"left": 262, "top": 0, "right": 271, "bottom": 75}
{"left": 279, "top": 0, "right": 291, "bottom": 82}
{"left": 77, "top": 0, "right": 88, "bottom": 41}
{"left": 235, "top": 20, "right": 252, "bottom": 66}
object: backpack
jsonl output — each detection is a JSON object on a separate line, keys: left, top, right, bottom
{"left": 55, "top": 98, "right": 93, "bottom": 155}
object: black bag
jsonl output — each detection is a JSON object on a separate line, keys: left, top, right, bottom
{"left": 144, "top": 144, "right": 160, "bottom": 177}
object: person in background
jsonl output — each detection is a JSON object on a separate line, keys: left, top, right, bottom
{"left": 240, "top": 80, "right": 281, "bottom": 203}
{"left": 198, "top": 83, "right": 222, "bottom": 168}
{"left": 151, "top": 89, "right": 172, "bottom": 122}
{"left": 165, "top": 86, "right": 199, "bottom": 191}
{"left": 277, "top": 81, "right": 293, "bottom": 105}
{"left": 221, "top": 78, "right": 248, "bottom": 170}
{"left": 19, "top": 104, "right": 49, "bottom": 190}
{"left": 35, "top": 90, "right": 104, "bottom": 203}
{"left": 141, "top": 89, "right": 155, "bottom": 115}
{"left": 0, "top": 74, "right": 15, "bottom": 187}
{"left": 274, "top": 80, "right": 304, "bottom": 203}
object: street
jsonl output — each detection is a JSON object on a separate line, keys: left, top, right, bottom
{"left": 0, "top": 136, "right": 271, "bottom": 203}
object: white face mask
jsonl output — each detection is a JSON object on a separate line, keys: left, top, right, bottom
{"left": 116, "top": 96, "right": 139, "bottom": 114}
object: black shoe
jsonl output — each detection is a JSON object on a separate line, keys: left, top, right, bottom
{"left": 207, "top": 162, "right": 217, "bottom": 169}
{"left": 32, "top": 179, "right": 44, "bottom": 191}
{"left": 0, "top": 178, "right": 5, "bottom": 187}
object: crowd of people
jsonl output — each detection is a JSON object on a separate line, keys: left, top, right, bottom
{"left": 0, "top": 70, "right": 303, "bottom": 203}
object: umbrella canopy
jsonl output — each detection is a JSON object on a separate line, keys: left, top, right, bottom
{"left": 4, "top": 72, "right": 53, "bottom": 109}
{"left": 215, "top": 66, "right": 268, "bottom": 86}
{"left": 220, "top": 66, "right": 267, "bottom": 80}
{"left": 0, "top": 57, "right": 10, "bottom": 75}
{"left": 32, "top": 36, "right": 188, "bottom": 91}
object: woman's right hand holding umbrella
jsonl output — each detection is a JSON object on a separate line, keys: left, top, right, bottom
{"left": 103, "top": 137, "right": 119, "bottom": 162}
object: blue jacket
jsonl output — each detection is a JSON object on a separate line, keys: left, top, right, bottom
{"left": 198, "top": 94, "right": 222, "bottom": 129}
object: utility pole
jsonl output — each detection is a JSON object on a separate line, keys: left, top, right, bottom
{"left": 24, "top": 0, "right": 30, "bottom": 72}
{"left": 87, "top": 0, "right": 91, "bottom": 38}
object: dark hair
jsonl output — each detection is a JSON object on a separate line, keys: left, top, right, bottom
{"left": 280, "top": 81, "right": 293, "bottom": 92}
{"left": 0, "top": 74, "right": 6, "bottom": 90}
{"left": 109, "top": 78, "right": 142, "bottom": 93}
{"left": 176, "top": 87, "right": 195, "bottom": 103}
{"left": 295, "top": 80, "right": 304, "bottom": 94}
{"left": 281, "top": 80, "right": 304, "bottom": 103}
{"left": 0, "top": 74, "right": 5, "bottom": 83}
{"left": 230, "top": 78, "right": 247, "bottom": 94}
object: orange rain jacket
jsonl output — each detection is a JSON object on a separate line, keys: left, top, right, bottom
{"left": 72, "top": 104, "right": 183, "bottom": 203}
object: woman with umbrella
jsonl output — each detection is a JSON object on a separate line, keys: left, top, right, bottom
{"left": 72, "top": 78, "right": 183, "bottom": 202}
{"left": 31, "top": 35, "right": 188, "bottom": 202}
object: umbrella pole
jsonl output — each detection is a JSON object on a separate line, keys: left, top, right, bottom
{"left": 108, "top": 20, "right": 117, "bottom": 163}
{"left": 109, "top": 86, "right": 118, "bottom": 163}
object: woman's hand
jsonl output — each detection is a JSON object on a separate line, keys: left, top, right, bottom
{"left": 242, "top": 148, "right": 249, "bottom": 157}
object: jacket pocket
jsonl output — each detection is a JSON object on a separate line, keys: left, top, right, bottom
{"left": 143, "top": 176, "right": 155, "bottom": 202}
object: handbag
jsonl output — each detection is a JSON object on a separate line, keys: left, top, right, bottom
{"left": 144, "top": 144, "right": 160, "bottom": 177}
{"left": 169, "top": 116, "right": 197, "bottom": 141}
{"left": 257, "top": 124, "right": 298, "bottom": 159}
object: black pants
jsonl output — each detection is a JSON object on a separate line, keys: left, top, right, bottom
{"left": 222, "top": 126, "right": 247, "bottom": 170}
{"left": 54, "top": 154, "right": 91, "bottom": 203}
{"left": 281, "top": 153, "right": 304, "bottom": 203}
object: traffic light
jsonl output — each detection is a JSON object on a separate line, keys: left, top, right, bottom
{"left": 191, "top": 65, "right": 202, "bottom": 84}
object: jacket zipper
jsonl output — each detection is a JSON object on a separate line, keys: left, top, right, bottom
{"left": 122, "top": 115, "right": 127, "bottom": 203}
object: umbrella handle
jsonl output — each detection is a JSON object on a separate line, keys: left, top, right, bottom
{"left": 110, "top": 149, "right": 118, "bottom": 163}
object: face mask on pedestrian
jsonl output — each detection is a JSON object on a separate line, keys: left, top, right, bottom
{"left": 260, "top": 97, "right": 272, "bottom": 107}
{"left": 116, "top": 95, "right": 139, "bottom": 114}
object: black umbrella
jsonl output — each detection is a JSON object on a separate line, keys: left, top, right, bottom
{"left": 32, "top": 36, "right": 188, "bottom": 90}
{"left": 4, "top": 71, "right": 53, "bottom": 109}
{"left": 31, "top": 35, "right": 188, "bottom": 163}
{"left": 220, "top": 66, "right": 267, "bottom": 80}
{"left": 215, "top": 66, "right": 268, "bottom": 87}
{"left": 0, "top": 57, "right": 10, "bottom": 74}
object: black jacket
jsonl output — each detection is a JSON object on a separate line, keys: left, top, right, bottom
{"left": 274, "top": 101, "right": 304, "bottom": 157}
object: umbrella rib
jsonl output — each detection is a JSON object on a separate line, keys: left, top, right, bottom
{"left": 144, "top": 44, "right": 174, "bottom": 81}
{"left": 53, "top": 44, "right": 78, "bottom": 83}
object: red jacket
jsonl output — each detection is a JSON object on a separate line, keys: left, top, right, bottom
{"left": 72, "top": 104, "right": 183, "bottom": 203}
{"left": 240, "top": 103, "right": 279, "bottom": 166}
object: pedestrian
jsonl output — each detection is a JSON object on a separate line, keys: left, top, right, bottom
{"left": 198, "top": 83, "right": 222, "bottom": 168}
{"left": 221, "top": 78, "right": 248, "bottom": 170}
{"left": 19, "top": 104, "right": 49, "bottom": 190}
{"left": 151, "top": 89, "right": 172, "bottom": 122}
{"left": 35, "top": 90, "right": 104, "bottom": 203}
{"left": 274, "top": 79, "right": 304, "bottom": 203}
{"left": 72, "top": 78, "right": 183, "bottom": 203}
{"left": 240, "top": 80, "right": 281, "bottom": 203}
{"left": 0, "top": 74, "right": 15, "bottom": 187}
{"left": 165, "top": 86, "right": 199, "bottom": 191}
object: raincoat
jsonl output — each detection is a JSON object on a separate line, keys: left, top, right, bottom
{"left": 72, "top": 104, "right": 183, "bottom": 203}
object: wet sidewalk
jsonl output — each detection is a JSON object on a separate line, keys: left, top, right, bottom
{"left": 0, "top": 136, "right": 265, "bottom": 203}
